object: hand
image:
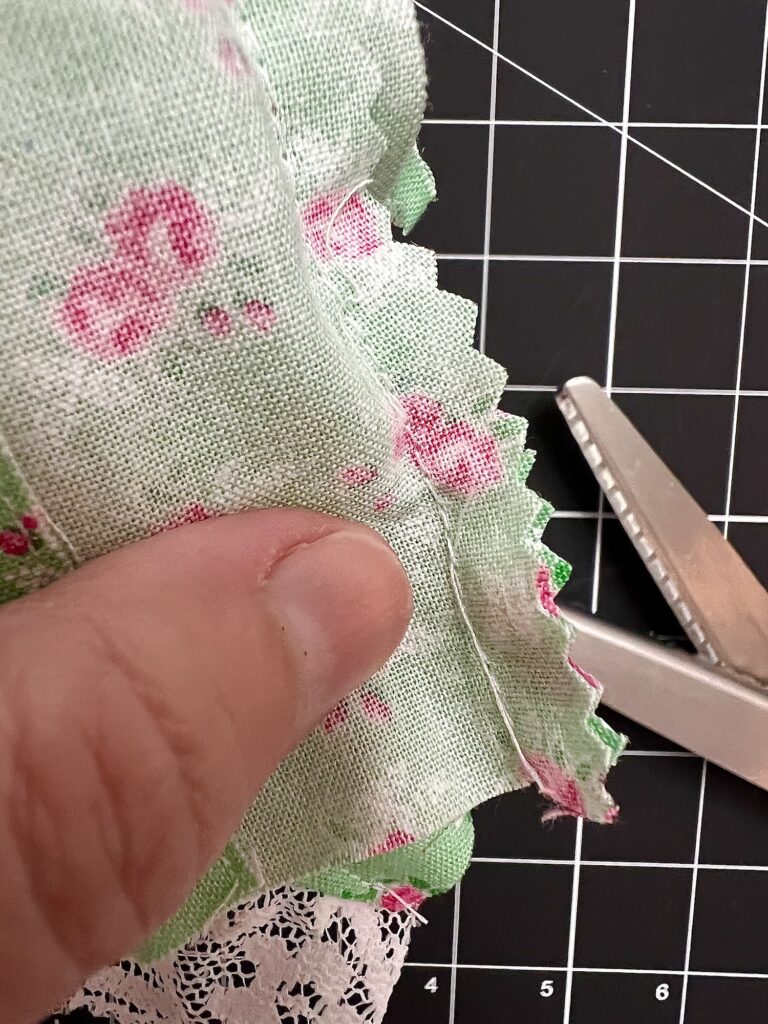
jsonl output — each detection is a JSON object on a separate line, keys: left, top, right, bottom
{"left": 0, "top": 509, "right": 412, "bottom": 1022}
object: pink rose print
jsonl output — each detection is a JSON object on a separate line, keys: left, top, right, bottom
{"left": 59, "top": 183, "right": 218, "bottom": 360}
{"left": 398, "top": 394, "right": 443, "bottom": 450}
{"left": 200, "top": 305, "right": 232, "bottom": 338}
{"left": 536, "top": 565, "right": 560, "bottom": 618}
{"left": 521, "top": 754, "right": 586, "bottom": 821}
{"left": 0, "top": 530, "right": 30, "bottom": 556}
{"left": 568, "top": 656, "right": 601, "bottom": 691}
{"left": 371, "top": 829, "right": 416, "bottom": 857}
{"left": 378, "top": 885, "right": 426, "bottom": 913}
{"left": 243, "top": 299, "right": 277, "bottom": 333}
{"left": 0, "top": 510, "right": 41, "bottom": 557}
{"left": 155, "top": 503, "right": 215, "bottom": 534}
{"left": 105, "top": 183, "right": 216, "bottom": 283}
{"left": 397, "top": 394, "right": 503, "bottom": 497}
{"left": 373, "top": 493, "right": 396, "bottom": 513}
{"left": 218, "top": 38, "right": 252, "bottom": 77}
{"left": 324, "top": 690, "right": 391, "bottom": 730}
{"left": 361, "top": 691, "right": 392, "bottom": 724}
{"left": 340, "top": 465, "right": 379, "bottom": 487}
{"left": 301, "top": 192, "right": 382, "bottom": 260}
{"left": 323, "top": 699, "right": 350, "bottom": 733}
{"left": 59, "top": 263, "right": 170, "bottom": 360}
{"left": 425, "top": 420, "right": 503, "bottom": 497}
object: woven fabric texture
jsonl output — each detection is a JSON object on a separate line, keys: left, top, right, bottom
{"left": 0, "top": 0, "right": 623, "bottom": 961}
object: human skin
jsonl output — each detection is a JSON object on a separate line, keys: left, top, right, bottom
{"left": 0, "top": 508, "right": 412, "bottom": 1022}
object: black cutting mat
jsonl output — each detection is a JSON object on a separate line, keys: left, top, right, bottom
{"left": 388, "top": 1, "right": 768, "bottom": 1022}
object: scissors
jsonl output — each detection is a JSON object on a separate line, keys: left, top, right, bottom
{"left": 558, "top": 377, "right": 768, "bottom": 791}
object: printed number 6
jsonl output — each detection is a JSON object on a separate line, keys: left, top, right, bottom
{"left": 540, "top": 980, "right": 554, "bottom": 998}
{"left": 656, "top": 983, "right": 670, "bottom": 1001}
{"left": 424, "top": 977, "right": 438, "bottom": 994}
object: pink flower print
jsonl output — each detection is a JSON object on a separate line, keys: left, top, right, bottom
{"left": 361, "top": 691, "right": 392, "bottom": 724}
{"left": 156, "top": 503, "right": 215, "bottom": 534}
{"left": 373, "top": 493, "right": 396, "bottom": 513}
{"left": 0, "top": 510, "right": 42, "bottom": 556}
{"left": 243, "top": 299, "right": 277, "bottom": 333}
{"left": 0, "top": 530, "right": 30, "bottom": 556}
{"left": 301, "top": 192, "right": 382, "bottom": 261}
{"left": 399, "top": 393, "right": 442, "bottom": 446}
{"left": 371, "top": 829, "right": 416, "bottom": 857}
{"left": 604, "top": 804, "right": 620, "bottom": 824}
{"left": 218, "top": 38, "right": 252, "bottom": 77}
{"left": 394, "top": 393, "right": 438, "bottom": 461}
{"left": 201, "top": 305, "right": 232, "bottom": 338}
{"left": 105, "top": 183, "right": 216, "bottom": 284}
{"left": 423, "top": 420, "right": 503, "bottom": 497}
{"left": 521, "top": 754, "right": 586, "bottom": 821}
{"left": 340, "top": 465, "right": 379, "bottom": 487}
{"left": 323, "top": 699, "right": 350, "bottom": 733}
{"left": 568, "top": 656, "right": 601, "bottom": 691}
{"left": 536, "top": 565, "right": 560, "bottom": 618}
{"left": 59, "top": 263, "right": 170, "bottom": 360}
{"left": 397, "top": 394, "right": 503, "bottom": 497}
{"left": 379, "top": 885, "right": 426, "bottom": 914}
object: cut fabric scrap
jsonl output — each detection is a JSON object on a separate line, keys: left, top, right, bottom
{"left": 137, "top": 817, "right": 473, "bottom": 964}
{"left": 0, "top": 0, "right": 624, "bottom": 994}
{"left": 301, "top": 814, "right": 474, "bottom": 911}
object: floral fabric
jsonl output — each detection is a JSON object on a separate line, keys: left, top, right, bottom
{"left": 0, "top": 0, "right": 623, "bottom": 963}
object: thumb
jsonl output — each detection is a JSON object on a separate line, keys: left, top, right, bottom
{"left": 0, "top": 508, "right": 412, "bottom": 1022}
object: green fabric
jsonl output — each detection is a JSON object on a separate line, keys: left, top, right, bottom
{"left": 303, "top": 815, "right": 474, "bottom": 905}
{"left": 0, "top": 0, "right": 623, "bottom": 959}
{"left": 0, "top": 444, "right": 75, "bottom": 601}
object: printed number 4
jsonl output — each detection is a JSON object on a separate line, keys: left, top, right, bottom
{"left": 656, "top": 983, "right": 669, "bottom": 1001}
{"left": 424, "top": 977, "right": 438, "bottom": 994}
{"left": 540, "top": 980, "right": 554, "bottom": 998}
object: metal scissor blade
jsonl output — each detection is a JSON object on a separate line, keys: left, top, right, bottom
{"left": 567, "top": 610, "right": 768, "bottom": 791}
{"left": 557, "top": 377, "right": 768, "bottom": 685}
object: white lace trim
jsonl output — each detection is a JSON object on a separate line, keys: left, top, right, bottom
{"left": 65, "top": 887, "right": 414, "bottom": 1024}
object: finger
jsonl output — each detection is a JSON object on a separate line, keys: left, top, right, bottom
{"left": 0, "top": 509, "right": 412, "bottom": 1022}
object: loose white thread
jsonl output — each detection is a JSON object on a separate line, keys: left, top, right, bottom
{"left": 322, "top": 184, "right": 547, "bottom": 794}
{"left": 371, "top": 883, "right": 430, "bottom": 926}
{"left": 325, "top": 177, "right": 374, "bottom": 256}
{"left": 243, "top": 22, "right": 552, "bottom": 812}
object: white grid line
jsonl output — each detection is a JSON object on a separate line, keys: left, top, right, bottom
{"left": 447, "top": 879, "right": 461, "bottom": 1024}
{"left": 414, "top": 1, "right": 768, "bottom": 231}
{"left": 590, "top": 0, "right": 636, "bottom": 619}
{"left": 678, "top": 760, "right": 709, "bottom": 1022}
{"left": 425, "top": 119, "right": 768, "bottom": 129}
{"left": 415, "top": 6, "right": 768, "bottom": 1021}
{"left": 723, "top": 5, "right": 768, "bottom": 540}
{"left": 501, "top": 382, "right": 768, "bottom": 393}
{"left": 438, "top": 253, "right": 768, "bottom": 263}
{"left": 408, "top": 964, "right": 768, "bottom": 979}
{"left": 562, "top": 818, "right": 584, "bottom": 1024}
{"left": 477, "top": 0, "right": 500, "bottom": 356}
{"left": 472, "top": 857, "right": 768, "bottom": 871}
{"left": 551, "top": 510, "right": 768, "bottom": 524}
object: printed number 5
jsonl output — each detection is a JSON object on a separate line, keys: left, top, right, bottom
{"left": 424, "top": 977, "right": 438, "bottom": 994}
{"left": 656, "top": 983, "right": 670, "bottom": 1001}
{"left": 540, "top": 980, "right": 554, "bottom": 998}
